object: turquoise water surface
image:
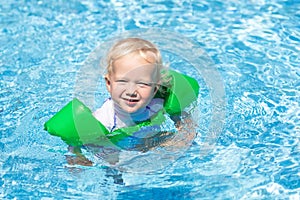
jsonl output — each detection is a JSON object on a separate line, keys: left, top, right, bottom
{"left": 1, "top": 0, "right": 299, "bottom": 199}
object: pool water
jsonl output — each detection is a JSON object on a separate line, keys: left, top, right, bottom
{"left": 1, "top": 0, "right": 299, "bottom": 199}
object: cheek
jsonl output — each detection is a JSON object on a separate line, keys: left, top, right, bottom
{"left": 110, "top": 86, "right": 124, "bottom": 96}
{"left": 139, "top": 87, "right": 155, "bottom": 99}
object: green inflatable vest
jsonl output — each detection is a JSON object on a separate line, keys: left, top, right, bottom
{"left": 44, "top": 70, "right": 199, "bottom": 146}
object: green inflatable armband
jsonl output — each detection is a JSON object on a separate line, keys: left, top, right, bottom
{"left": 156, "top": 70, "right": 199, "bottom": 115}
{"left": 44, "top": 70, "right": 199, "bottom": 146}
{"left": 44, "top": 98, "right": 110, "bottom": 146}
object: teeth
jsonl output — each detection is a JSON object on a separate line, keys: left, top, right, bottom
{"left": 123, "top": 97, "right": 138, "bottom": 102}
{"left": 127, "top": 99, "right": 137, "bottom": 102}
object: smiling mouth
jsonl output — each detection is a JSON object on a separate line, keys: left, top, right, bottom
{"left": 123, "top": 98, "right": 139, "bottom": 103}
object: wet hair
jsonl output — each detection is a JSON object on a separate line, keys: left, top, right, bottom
{"left": 105, "top": 38, "right": 162, "bottom": 76}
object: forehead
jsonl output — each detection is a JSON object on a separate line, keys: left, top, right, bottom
{"left": 112, "top": 52, "right": 157, "bottom": 76}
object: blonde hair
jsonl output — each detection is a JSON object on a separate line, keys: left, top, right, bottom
{"left": 105, "top": 38, "right": 162, "bottom": 76}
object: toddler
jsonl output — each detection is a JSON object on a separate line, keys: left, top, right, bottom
{"left": 67, "top": 38, "right": 174, "bottom": 166}
{"left": 93, "top": 37, "right": 167, "bottom": 132}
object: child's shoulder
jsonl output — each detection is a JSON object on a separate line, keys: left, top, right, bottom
{"left": 93, "top": 98, "right": 113, "bottom": 119}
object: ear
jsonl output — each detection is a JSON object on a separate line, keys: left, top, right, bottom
{"left": 153, "top": 84, "right": 160, "bottom": 95}
{"left": 105, "top": 75, "right": 112, "bottom": 93}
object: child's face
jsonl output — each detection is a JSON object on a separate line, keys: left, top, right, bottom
{"left": 105, "top": 52, "right": 159, "bottom": 114}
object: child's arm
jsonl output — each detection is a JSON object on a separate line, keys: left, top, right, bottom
{"left": 65, "top": 146, "right": 93, "bottom": 166}
{"left": 160, "top": 114, "right": 197, "bottom": 149}
{"left": 66, "top": 145, "right": 121, "bottom": 166}
{"left": 139, "top": 113, "right": 197, "bottom": 151}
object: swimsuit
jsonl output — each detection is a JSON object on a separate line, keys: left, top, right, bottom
{"left": 93, "top": 98, "right": 165, "bottom": 132}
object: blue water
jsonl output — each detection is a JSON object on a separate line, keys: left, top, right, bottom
{"left": 1, "top": 0, "right": 299, "bottom": 199}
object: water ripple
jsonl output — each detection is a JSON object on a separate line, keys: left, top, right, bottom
{"left": 1, "top": 0, "right": 300, "bottom": 198}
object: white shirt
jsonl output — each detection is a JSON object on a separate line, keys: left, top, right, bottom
{"left": 93, "top": 98, "right": 164, "bottom": 132}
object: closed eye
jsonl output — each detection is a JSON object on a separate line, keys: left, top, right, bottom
{"left": 137, "top": 82, "right": 152, "bottom": 87}
{"left": 115, "top": 80, "right": 128, "bottom": 85}
{"left": 115, "top": 80, "right": 127, "bottom": 83}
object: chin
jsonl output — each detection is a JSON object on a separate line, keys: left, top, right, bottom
{"left": 125, "top": 108, "right": 139, "bottom": 114}
{"left": 121, "top": 103, "right": 144, "bottom": 114}
{"left": 119, "top": 105, "right": 137, "bottom": 113}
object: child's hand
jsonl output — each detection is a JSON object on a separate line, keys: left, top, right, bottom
{"left": 65, "top": 155, "right": 93, "bottom": 166}
{"left": 160, "top": 116, "right": 197, "bottom": 149}
{"left": 66, "top": 146, "right": 93, "bottom": 166}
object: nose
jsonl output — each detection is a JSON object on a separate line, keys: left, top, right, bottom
{"left": 125, "top": 83, "right": 138, "bottom": 97}
{"left": 126, "top": 91, "right": 137, "bottom": 97}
